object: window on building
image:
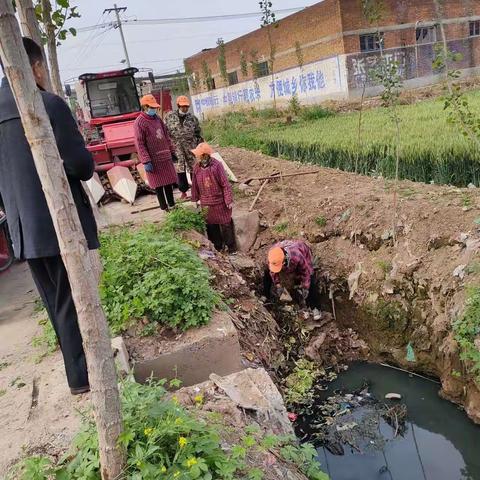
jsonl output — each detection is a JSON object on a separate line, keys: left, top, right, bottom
{"left": 359, "top": 33, "right": 384, "bottom": 52}
{"left": 257, "top": 61, "right": 270, "bottom": 78}
{"left": 206, "top": 77, "right": 216, "bottom": 91}
{"left": 228, "top": 71, "right": 239, "bottom": 86}
{"left": 470, "top": 20, "right": 480, "bottom": 37}
{"left": 416, "top": 25, "right": 438, "bottom": 44}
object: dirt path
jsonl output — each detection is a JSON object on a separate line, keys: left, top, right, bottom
{"left": 0, "top": 262, "right": 87, "bottom": 477}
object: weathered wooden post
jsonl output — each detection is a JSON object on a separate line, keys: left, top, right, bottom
{"left": 0, "top": 2, "right": 125, "bottom": 479}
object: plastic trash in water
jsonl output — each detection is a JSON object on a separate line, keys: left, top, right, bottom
{"left": 406, "top": 342, "right": 416, "bottom": 363}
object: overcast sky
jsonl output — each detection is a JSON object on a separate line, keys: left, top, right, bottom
{"left": 57, "top": 0, "right": 319, "bottom": 83}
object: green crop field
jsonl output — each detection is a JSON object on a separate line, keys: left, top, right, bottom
{"left": 203, "top": 90, "right": 480, "bottom": 187}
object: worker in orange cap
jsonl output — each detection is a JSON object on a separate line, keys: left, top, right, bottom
{"left": 165, "top": 95, "right": 203, "bottom": 200}
{"left": 134, "top": 94, "right": 178, "bottom": 210}
{"left": 263, "top": 240, "right": 318, "bottom": 308}
{"left": 191, "top": 142, "right": 235, "bottom": 252}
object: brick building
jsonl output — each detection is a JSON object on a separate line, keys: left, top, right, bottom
{"left": 184, "top": 0, "right": 480, "bottom": 117}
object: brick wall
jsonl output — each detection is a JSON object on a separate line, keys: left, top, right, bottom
{"left": 185, "top": 0, "right": 480, "bottom": 95}
{"left": 185, "top": 0, "right": 344, "bottom": 93}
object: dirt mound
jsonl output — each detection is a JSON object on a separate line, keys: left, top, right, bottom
{"left": 221, "top": 146, "right": 480, "bottom": 423}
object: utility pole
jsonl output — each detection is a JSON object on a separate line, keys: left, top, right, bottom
{"left": 104, "top": 4, "right": 130, "bottom": 67}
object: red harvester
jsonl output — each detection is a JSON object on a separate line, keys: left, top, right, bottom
{"left": 74, "top": 67, "right": 172, "bottom": 204}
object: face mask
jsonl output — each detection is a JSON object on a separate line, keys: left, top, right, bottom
{"left": 200, "top": 156, "right": 211, "bottom": 167}
{"left": 146, "top": 108, "right": 157, "bottom": 117}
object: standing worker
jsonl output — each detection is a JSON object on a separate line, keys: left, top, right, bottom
{"left": 134, "top": 94, "right": 178, "bottom": 211}
{"left": 191, "top": 142, "right": 235, "bottom": 252}
{"left": 165, "top": 96, "right": 203, "bottom": 200}
{"left": 0, "top": 38, "right": 99, "bottom": 395}
{"left": 263, "top": 240, "right": 319, "bottom": 308}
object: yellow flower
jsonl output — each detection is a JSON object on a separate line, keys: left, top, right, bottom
{"left": 160, "top": 466, "right": 167, "bottom": 473}
{"left": 178, "top": 436, "right": 187, "bottom": 448}
{"left": 175, "top": 417, "right": 183, "bottom": 425}
{"left": 144, "top": 427, "right": 154, "bottom": 436}
{"left": 173, "top": 472, "right": 180, "bottom": 478}
{"left": 194, "top": 394, "right": 204, "bottom": 404}
{"left": 186, "top": 457, "right": 198, "bottom": 468}
{"left": 172, "top": 395, "right": 179, "bottom": 405}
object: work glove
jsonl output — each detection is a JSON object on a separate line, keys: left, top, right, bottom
{"left": 273, "top": 285, "right": 284, "bottom": 299}
{"left": 144, "top": 162, "right": 154, "bottom": 173}
{"left": 296, "top": 287, "right": 309, "bottom": 308}
{"left": 226, "top": 203, "right": 233, "bottom": 210}
{"left": 171, "top": 152, "right": 178, "bottom": 163}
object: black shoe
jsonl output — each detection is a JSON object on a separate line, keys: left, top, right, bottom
{"left": 70, "top": 385, "right": 90, "bottom": 395}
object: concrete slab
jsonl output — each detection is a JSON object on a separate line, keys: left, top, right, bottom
{"left": 132, "top": 310, "right": 243, "bottom": 386}
{"left": 233, "top": 210, "right": 260, "bottom": 252}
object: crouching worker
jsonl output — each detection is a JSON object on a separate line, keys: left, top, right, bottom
{"left": 264, "top": 240, "right": 319, "bottom": 308}
{"left": 191, "top": 142, "right": 236, "bottom": 252}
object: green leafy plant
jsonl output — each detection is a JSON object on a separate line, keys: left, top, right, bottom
{"left": 288, "top": 94, "right": 301, "bottom": 116}
{"left": 100, "top": 225, "right": 218, "bottom": 334}
{"left": 284, "top": 359, "right": 320, "bottom": 405}
{"left": 32, "top": 318, "right": 58, "bottom": 360}
{"left": 295, "top": 40, "right": 304, "bottom": 68}
{"left": 162, "top": 206, "right": 206, "bottom": 235}
{"left": 11, "top": 380, "right": 329, "bottom": 480}
{"left": 250, "top": 49, "right": 261, "bottom": 79}
{"left": 300, "top": 106, "right": 334, "bottom": 121}
{"left": 217, "top": 37, "right": 228, "bottom": 84}
{"left": 240, "top": 50, "right": 249, "bottom": 78}
{"left": 453, "top": 286, "right": 480, "bottom": 383}
{"left": 201, "top": 60, "right": 214, "bottom": 91}
{"left": 315, "top": 216, "right": 327, "bottom": 227}
{"left": 34, "top": 0, "right": 80, "bottom": 43}
{"left": 273, "top": 222, "right": 288, "bottom": 233}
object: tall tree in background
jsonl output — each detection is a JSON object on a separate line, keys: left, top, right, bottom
{"left": 0, "top": 2, "right": 125, "bottom": 478}
{"left": 35, "top": 0, "right": 80, "bottom": 97}
{"left": 260, "top": 0, "right": 278, "bottom": 110}
{"left": 217, "top": 37, "right": 228, "bottom": 86}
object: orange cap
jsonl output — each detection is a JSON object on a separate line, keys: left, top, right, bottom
{"left": 140, "top": 94, "right": 161, "bottom": 108}
{"left": 177, "top": 95, "right": 191, "bottom": 107}
{"left": 191, "top": 142, "right": 214, "bottom": 158}
{"left": 268, "top": 246, "right": 285, "bottom": 273}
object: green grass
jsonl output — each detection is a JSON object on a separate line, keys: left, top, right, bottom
{"left": 204, "top": 90, "right": 480, "bottom": 187}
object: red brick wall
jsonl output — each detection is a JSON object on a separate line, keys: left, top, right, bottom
{"left": 185, "top": 0, "right": 480, "bottom": 94}
{"left": 185, "top": 0, "right": 344, "bottom": 92}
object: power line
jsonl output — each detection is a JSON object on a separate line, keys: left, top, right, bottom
{"left": 76, "top": 7, "right": 306, "bottom": 33}
{"left": 60, "top": 29, "right": 251, "bottom": 50}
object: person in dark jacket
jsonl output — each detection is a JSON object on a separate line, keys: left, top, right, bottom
{"left": 0, "top": 38, "right": 99, "bottom": 395}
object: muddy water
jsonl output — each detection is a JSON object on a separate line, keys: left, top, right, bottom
{"left": 305, "top": 363, "right": 480, "bottom": 480}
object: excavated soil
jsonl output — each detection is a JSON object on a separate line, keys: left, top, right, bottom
{"left": 219, "top": 146, "right": 480, "bottom": 424}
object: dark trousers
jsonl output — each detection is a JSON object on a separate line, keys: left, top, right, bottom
{"left": 27, "top": 255, "right": 88, "bottom": 389}
{"left": 206, "top": 220, "right": 236, "bottom": 252}
{"left": 263, "top": 269, "right": 320, "bottom": 309}
{"left": 177, "top": 172, "right": 190, "bottom": 193}
{"left": 155, "top": 184, "right": 175, "bottom": 210}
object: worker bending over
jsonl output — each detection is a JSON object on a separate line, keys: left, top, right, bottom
{"left": 264, "top": 240, "right": 318, "bottom": 308}
{"left": 191, "top": 142, "right": 236, "bottom": 252}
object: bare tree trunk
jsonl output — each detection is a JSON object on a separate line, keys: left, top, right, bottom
{"left": 40, "top": 0, "right": 63, "bottom": 98}
{"left": 0, "top": 3, "right": 125, "bottom": 479}
{"left": 17, "top": 0, "right": 53, "bottom": 91}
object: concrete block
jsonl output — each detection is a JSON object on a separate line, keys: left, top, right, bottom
{"left": 210, "top": 368, "right": 294, "bottom": 436}
{"left": 233, "top": 210, "right": 260, "bottom": 253}
{"left": 111, "top": 336, "right": 130, "bottom": 375}
{"left": 133, "top": 310, "right": 243, "bottom": 386}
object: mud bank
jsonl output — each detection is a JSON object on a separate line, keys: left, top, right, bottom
{"left": 220, "top": 146, "right": 480, "bottom": 423}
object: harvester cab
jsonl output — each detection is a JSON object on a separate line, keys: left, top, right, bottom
{"left": 75, "top": 67, "right": 157, "bottom": 204}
